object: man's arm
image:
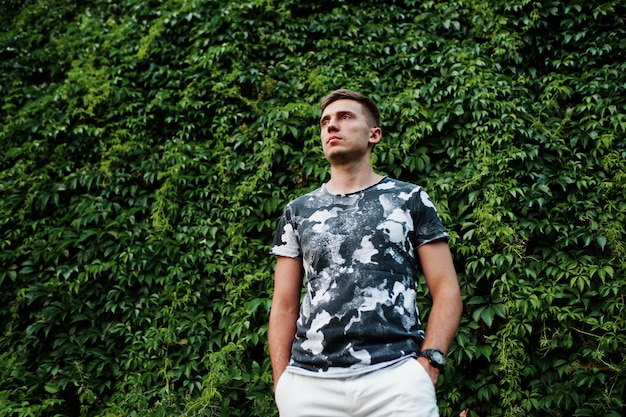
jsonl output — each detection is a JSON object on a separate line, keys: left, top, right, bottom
{"left": 416, "top": 240, "right": 463, "bottom": 385}
{"left": 268, "top": 256, "right": 303, "bottom": 390}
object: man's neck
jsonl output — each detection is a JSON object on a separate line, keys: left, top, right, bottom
{"left": 325, "top": 164, "right": 383, "bottom": 195}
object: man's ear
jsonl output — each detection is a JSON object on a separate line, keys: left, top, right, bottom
{"left": 369, "top": 126, "right": 382, "bottom": 145}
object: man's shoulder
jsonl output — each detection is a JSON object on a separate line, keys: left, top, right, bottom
{"left": 377, "top": 177, "right": 423, "bottom": 193}
{"left": 284, "top": 185, "right": 325, "bottom": 208}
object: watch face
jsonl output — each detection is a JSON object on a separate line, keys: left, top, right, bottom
{"left": 432, "top": 351, "right": 445, "bottom": 364}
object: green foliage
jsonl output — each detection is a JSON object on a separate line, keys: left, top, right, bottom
{"left": 1, "top": 0, "right": 625, "bottom": 416}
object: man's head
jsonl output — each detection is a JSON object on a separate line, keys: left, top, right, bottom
{"left": 321, "top": 89, "right": 381, "bottom": 128}
{"left": 319, "top": 89, "right": 382, "bottom": 164}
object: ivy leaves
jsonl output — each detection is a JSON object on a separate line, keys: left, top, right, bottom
{"left": 1, "top": 0, "right": 625, "bottom": 416}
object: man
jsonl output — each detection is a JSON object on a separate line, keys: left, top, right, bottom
{"left": 268, "top": 89, "right": 462, "bottom": 417}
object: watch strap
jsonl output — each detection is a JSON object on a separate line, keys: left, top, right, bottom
{"left": 419, "top": 348, "right": 446, "bottom": 371}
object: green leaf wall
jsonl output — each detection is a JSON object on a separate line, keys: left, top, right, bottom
{"left": 1, "top": 0, "right": 625, "bottom": 416}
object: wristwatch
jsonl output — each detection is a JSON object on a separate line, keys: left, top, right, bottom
{"left": 419, "top": 349, "right": 446, "bottom": 372}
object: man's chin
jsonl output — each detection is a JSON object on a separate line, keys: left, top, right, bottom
{"left": 324, "top": 150, "right": 352, "bottom": 164}
{"left": 324, "top": 147, "right": 369, "bottom": 164}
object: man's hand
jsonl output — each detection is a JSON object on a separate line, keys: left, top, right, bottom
{"left": 417, "top": 356, "right": 440, "bottom": 387}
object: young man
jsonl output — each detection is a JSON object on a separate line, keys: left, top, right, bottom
{"left": 268, "top": 89, "right": 462, "bottom": 417}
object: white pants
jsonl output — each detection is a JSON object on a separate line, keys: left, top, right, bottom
{"left": 275, "top": 359, "right": 439, "bottom": 417}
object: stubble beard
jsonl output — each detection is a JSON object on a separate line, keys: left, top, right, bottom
{"left": 324, "top": 144, "right": 371, "bottom": 167}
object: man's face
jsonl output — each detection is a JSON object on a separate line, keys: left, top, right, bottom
{"left": 319, "top": 99, "right": 381, "bottom": 164}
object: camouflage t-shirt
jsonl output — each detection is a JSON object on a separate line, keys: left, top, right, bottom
{"left": 270, "top": 177, "right": 449, "bottom": 375}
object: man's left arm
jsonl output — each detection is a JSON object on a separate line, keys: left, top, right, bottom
{"left": 416, "top": 240, "right": 463, "bottom": 385}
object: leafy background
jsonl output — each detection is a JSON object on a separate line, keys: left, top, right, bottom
{"left": 1, "top": 0, "right": 625, "bottom": 416}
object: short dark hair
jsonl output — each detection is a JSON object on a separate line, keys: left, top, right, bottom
{"left": 321, "top": 89, "right": 381, "bottom": 128}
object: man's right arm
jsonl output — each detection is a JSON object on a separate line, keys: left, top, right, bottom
{"left": 268, "top": 255, "right": 303, "bottom": 390}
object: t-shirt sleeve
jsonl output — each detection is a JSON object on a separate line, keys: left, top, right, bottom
{"left": 411, "top": 188, "right": 450, "bottom": 248}
{"left": 270, "top": 205, "right": 302, "bottom": 258}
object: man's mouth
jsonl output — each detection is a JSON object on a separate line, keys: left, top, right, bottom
{"left": 327, "top": 135, "right": 341, "bottom": 144}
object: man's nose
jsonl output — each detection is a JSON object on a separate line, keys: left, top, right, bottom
{"left": 327, "top": 117, "right": 339, "bottom": 132}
